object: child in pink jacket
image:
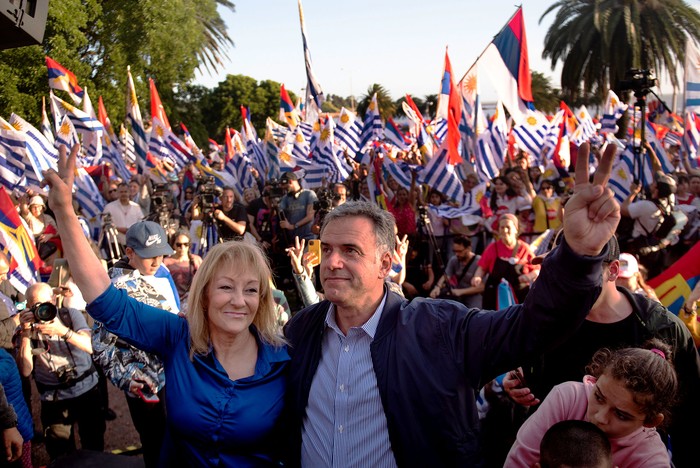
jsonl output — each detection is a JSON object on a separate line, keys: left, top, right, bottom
{"left": 506, "top": 339, "right": 676, "bottom": 467}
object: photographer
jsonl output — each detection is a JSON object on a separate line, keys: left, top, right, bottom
{"left": 213, "top": 187, "right": 247, "bottom": 242}
{"left": 16, "top": 282, "right": 104, "bottom": 461}
{"left": 279, "top": 172, "right": 317, "bottom": 244}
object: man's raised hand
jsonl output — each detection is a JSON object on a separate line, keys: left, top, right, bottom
{"left": 563, "top": 142, "right": 621, "bottom": 257}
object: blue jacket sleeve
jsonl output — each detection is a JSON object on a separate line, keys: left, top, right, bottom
{"left": 87, "top": 285, "right": 187, "bottom": 357}
{"left": 443, "top": 237, "right": 606, "bottom": 387}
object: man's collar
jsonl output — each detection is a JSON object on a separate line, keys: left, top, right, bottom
{"left": 325, "top": 291, "right": 388, "bottom": 339}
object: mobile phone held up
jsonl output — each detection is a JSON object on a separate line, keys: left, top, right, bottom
{"left": 307, "top": 239, "right": 321, "bottom": 268}
{"left": 136, "top": 387, "right": 160, "bottom": 404}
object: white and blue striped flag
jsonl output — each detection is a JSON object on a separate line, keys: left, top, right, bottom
{"left": 599, "top": 90, "right": 628, "bottom": 134}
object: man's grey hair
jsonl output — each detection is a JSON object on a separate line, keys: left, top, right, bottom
{"left": 320, "top": 201, "right": 396, "bottom": 255}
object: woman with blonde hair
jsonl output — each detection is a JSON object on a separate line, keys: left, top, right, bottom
{"left": 42, "top": 144, "right": 289, "bottom": 467}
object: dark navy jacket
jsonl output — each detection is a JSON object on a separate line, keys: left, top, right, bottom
{"left": 284, "top": 240, "right": 607, "bottom": 467}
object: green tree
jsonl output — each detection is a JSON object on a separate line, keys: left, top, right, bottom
{"left": 356, "top": 84, "right": 395, "bottom": 121}
{"left": 0, "top": 0, "right": 234, "bottom": 128}
{"left": 199, "top": 74, "right": 284, "bottom": 139}
{"left": 422, "top": 94, "right": 438, "bottom": 120}
{"left": 531, "top": 71, "right": 560, "bottom": 114}
{"left": 540, "top": 0, "right": 700, "bottom": 102}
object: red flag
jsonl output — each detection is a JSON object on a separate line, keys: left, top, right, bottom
{"left": 149, "top": 78, "right": 171, "bottom": 131}
{"left": 443, "top": 50, "right": 463, "bottom": 165}
{"left": 224, "top": 127, "right": 234, "bottom": 164}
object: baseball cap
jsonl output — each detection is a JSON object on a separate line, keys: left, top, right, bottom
{"left": 125, "top": 221, "right": 174, "bottom": 258}
{"left": 29, "top": 195, "right": 45, "bottom": 206}
{"left": 618, "top": 253, "right": 639, "bottom": 279}
{"left": 281, "top": 171, "right": 299, "bottom": 182}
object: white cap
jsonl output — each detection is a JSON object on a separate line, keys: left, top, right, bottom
{"left": 618, "top": 253, "right": 639, "bottom": 279}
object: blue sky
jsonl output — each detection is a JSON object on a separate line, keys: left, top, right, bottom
{"left": 194, "top": 0, "right": 683, "bottom": 103}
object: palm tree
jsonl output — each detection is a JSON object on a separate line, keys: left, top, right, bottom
{"left": 356, "top": 84, "right": 396, "bottom": 121}
{"left": 197, "top": 1, "right": 236, "bottom": 74}
{"left": 531, "top": 71, "right": 560, "bottom": 113}
{"left": 540, "top": 0, "right": 700, "bottom": 102}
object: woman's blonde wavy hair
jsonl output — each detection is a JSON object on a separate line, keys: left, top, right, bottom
{"left": 186, "top": 241, "right": 285, "bottom": 358}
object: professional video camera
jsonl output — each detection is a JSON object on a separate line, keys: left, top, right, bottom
{"left": 266, "top": 178, "right": 286, "bottom": 207}
{"left": 197, "top": 176, "right": 224, "bottom": 217}
{"left": 151, "top": 183, "right": 171, "bottom": 210}
{"left": 314, "top": 188, "right": 340, "bottom": 225}
{"left": 618, "top": 69, "right": 657, "bottom": 95}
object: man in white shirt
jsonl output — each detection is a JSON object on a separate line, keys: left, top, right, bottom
{"left": 102, "top": 182, "right": 143, "bottom": 245}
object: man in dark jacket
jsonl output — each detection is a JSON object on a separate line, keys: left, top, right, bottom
{"left": 284, "top": 144, "right": 621, "bottom": 466}
{"left": 504, "top": 238, "right": 700, "bottom": 468}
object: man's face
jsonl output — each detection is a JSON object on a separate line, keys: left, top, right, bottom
{"left": 333, "top": 185, "right": 347, "bottom": 206}
{"left": 284, "top": 179, "right": 299, "bottom": 194}
{"left": 27, "top": 286, "right": 55, "bottom": 308}
{"left": 108, "top": 185, "right": 119, "bottom": 201}
{"left": 126, "top": 248, "right": 163, "bottom": 276}
{"left": 0, "top": 259, "right": 9, "bottom": 283}
{"left": 128, "top": 182, "right": 139, "bottom": 197}
{"left": 221, "top": 190, "right": 235, "bottom": 211}
{"left": 118, "top": 186, "right": 130, "bottom": 203}
{"left": 320, "top": 216, "right": 391, "bottom": 310}
{"left": 453, "top": 243, "right": 471, "bottom": 262}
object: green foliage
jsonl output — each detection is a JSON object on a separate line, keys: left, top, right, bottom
{"left": 0, "top": 0, "right": 233, "bottom": 130}
{"left": 531, "top": 71, "right": 561, "bottom": 114}
{"left": 541, "top": 0, "right": 700, "bottom": 102}
{"left": 356, "top": 84, "right": 395, "bottom": 121}
{"left": 198, "top": 74, "right": 284, "bottom": 140}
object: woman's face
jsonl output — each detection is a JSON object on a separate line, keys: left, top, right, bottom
{"left": 498, "top": 219, "right": 517, "bottom": 243}
{"left": 388, "top": 177, "right": 399, "bottom": 191}
{"left": 507, "top": 173, "right": 523, "bottom": 189}
{"left": 206, "top": 264, "right": 260, "bottom": 340}
{"left": 540, "top": 183, "right": 554, "bottom": 196}
{"left": 243, "top": 189, "right": 257, "bottom": 204}
{"left": 174, "top": 236, "right": 190, "bottom": 255}
{"left": 29, "top": 204, "right": 43, "bottom": 217}
{"left": 587, "top": 374, "right": 649, "bottom": 439}
{"left": 429, "top": 193, "right": 441, "bottom": 205}
{"left": 493, "top": 179, "right": 507, "bottom": 195}
{"left": 397, "top": 189, "right": 408, "bottom": 204}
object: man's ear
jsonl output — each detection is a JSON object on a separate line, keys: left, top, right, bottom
{"left": 378, "top": 250, "right": 392, "bottom": 278}
{"left": 606, "top": 259, "right": 620, "bottom": 282}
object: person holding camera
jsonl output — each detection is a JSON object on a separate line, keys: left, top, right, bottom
{"left": 279, "top": 171, "right": 317, "bottom": 245}
{"left": 213, "top": 187, "right": 247, "bottom": 242}
{"left": 16, "top": 282, "right": 104, "bottom": 461}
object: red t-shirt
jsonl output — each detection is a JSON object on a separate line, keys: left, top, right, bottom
{"left": 478, "top": 239, "right": 537, "bottom": 275}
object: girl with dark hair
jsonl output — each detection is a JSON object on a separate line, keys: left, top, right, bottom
{"left": 481, "top": 176, "right": 529, "bottom": 234}
{"left": 163, "top": 231, "right": 203, "bottom": 312}
{"left": 507, "top": 339, "right": 677, "bottom": 467}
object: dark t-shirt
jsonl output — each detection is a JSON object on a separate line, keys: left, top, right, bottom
{"left": 525, "top": 312, "right": 642, "bottom": 402}
{"left": 217, "top": 202, "right": 247, "bottom": 241}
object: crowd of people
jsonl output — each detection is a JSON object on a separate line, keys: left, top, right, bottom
{"left": 0, "top": 140, "right": 698, "bottom": 468}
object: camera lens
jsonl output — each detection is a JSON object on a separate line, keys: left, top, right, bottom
{"left": 33, "top": 302, "right": 58, "bottom": 323}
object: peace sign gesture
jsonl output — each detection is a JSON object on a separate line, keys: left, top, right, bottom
{"left": 562, "top": 142, "right": 620, "bottom": 257}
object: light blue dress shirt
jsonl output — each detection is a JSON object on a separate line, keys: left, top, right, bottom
{"left": 301, "top": 293, "right": 397, "bottom": 467}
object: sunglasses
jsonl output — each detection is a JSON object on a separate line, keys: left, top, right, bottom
{"left": 109, "top": 189, "right": 117, "bottom": 193}
{"left": 175, "top": 242, "right": 190, "bottom": 247}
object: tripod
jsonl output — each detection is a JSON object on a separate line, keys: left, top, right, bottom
{"left": 98, "top": 214, "right": 123, "bottom": 268}
{"left": 197, "top": 212, "right": 220, "bottom": 257}
{"left": 417, "top": 207, "right": 447, "bottom": 280}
